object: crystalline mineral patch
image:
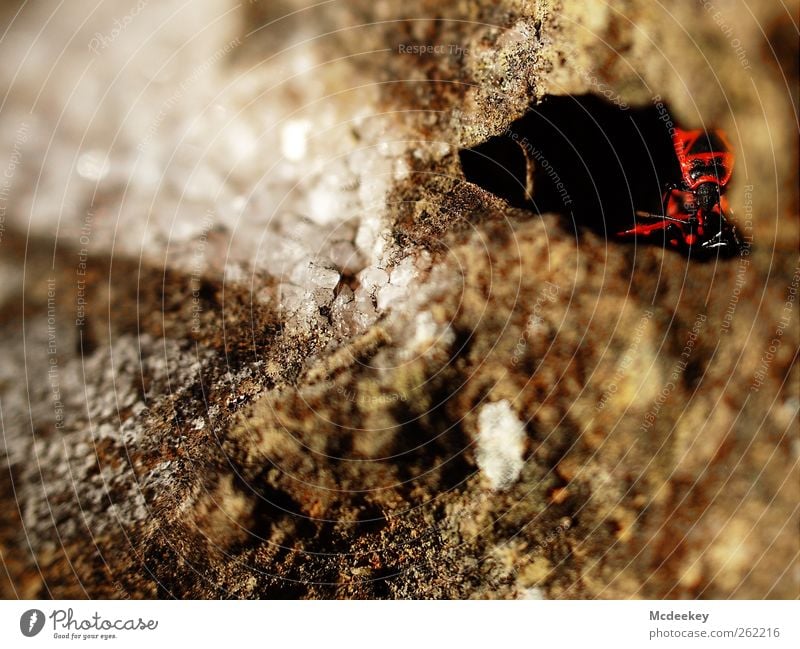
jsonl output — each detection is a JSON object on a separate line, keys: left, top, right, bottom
{"left": 476, "top": 400, "right": 527, "bottom": 491}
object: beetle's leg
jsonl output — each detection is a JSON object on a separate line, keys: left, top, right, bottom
{"left": 664, "top": 187, "right": 691, "bottom": 217}
{"left": 618, "top": 186, "right": 694, "bottom": 239}
{"left": 634, "top": 211, "right": 688, "bottom": 224}
{"left": 616, "top": 218, "right": 671, "bottom": 238}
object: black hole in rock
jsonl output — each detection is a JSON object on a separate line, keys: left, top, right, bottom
{"left": 459, "top": 94, "right": 682, "bottom": 235}
{"left": 236, "top": 474, "right": 316, "bottom": 543}
{"left": 458, "top": 135, "right": 531, "bottom": 208}
{"left": 356, "top": 504, "right": 388, "bottom": 533}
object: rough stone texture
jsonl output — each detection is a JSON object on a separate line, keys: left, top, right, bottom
{"left": 0, "top": 0, "right": 797, "bottom": 599}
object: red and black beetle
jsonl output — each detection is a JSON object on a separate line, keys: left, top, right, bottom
{"left": 617, "top": 128, "right": 741, "bottom": 254}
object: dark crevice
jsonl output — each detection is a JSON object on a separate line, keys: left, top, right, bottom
{"left": 459, "top": 94, "right": 681, "bottom": 235}
{"left": 237, "top": 474, "right": 317, "bottom": 544}
{"left": 355, "top": 504, "right": 388, "bottom": 534}
{"left": 459, "top": 135, "right": 532, "bottom": 208}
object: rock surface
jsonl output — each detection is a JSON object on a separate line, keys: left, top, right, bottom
{"left": 0, "top": 0, "right": 797, "bottom": 598}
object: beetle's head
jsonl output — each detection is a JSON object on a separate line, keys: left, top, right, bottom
{"left": 693, "top": 182, "right": 721, "bottom": 212}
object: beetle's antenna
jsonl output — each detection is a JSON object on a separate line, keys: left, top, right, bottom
{"left": 635, "top": 210, "right": 686, "bottom": 224}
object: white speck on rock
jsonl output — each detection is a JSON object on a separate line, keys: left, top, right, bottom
{"left": 355, "top": 213, "right": 387, "bottom": 262}
{"left": 358, "top": 266, "right": 389, "bottom": 293}
{"left": 476, "top": 399, "right": 526, "bottom": 491}
{"left": 375, "top": 257, "right": 420, "bottom": 312}
{"left": 376, "top": 283, "right": 405, "bottom": 311}
{"left": 404, "top": 311, "right": 455, "bottom": 354}
{"left": 388, "top": 256, "right": 417, "bottom": 287}
{"left": 281, "top": 118, "right": 312, "bottom": 162}
{"left": 76, "top": 150, "right": 110, "bottom": 181}
{"left": 224, "top": 262, "right": 247, "bottom": 284}
{"left": 517, "top": 586, "right": 546, "bottom": 600}
{"left": 413, "top": 311, "right": 439, "bottom": 344}
{"left": 291, "top": 258, "right": 340, "bottom": 290}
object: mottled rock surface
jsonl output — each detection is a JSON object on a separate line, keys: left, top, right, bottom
{"left": 0, "top": 0, "right": 797, "bottom": 599}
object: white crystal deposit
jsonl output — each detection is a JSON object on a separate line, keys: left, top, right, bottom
{"left": 476, "top": 400, "right": 527, "bottom": 491}
{"left": 0, "top": 0, "right": 456, "bottom": 340}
